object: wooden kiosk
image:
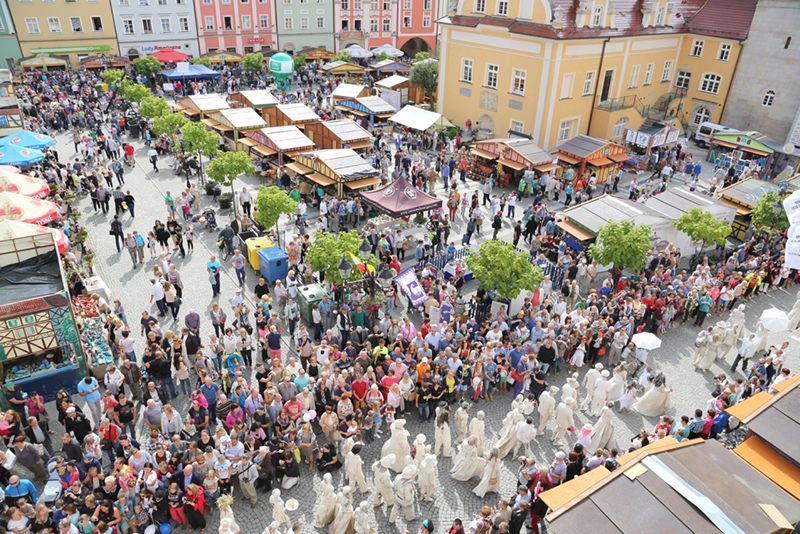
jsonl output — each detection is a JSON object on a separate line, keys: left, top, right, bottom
{"left": 304, "top": 119, "right": 373, "bottom": 151}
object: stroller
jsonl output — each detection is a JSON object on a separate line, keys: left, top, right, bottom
{"left": 203, "top": 209, "right": 218, "bottom": 231}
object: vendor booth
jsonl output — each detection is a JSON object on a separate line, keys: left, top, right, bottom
{"left": 370, "top": 59, "right": 412, "bottom": 75}
{"left": 264, "top": 103, "right": 320, "bottom": 128}
{"left": 718, "top": 178, "right": 785, "bottom": 240}
{"left": 554, "top": 134, "right": 628, "bottom": 185}
{"left": 228, "top": 90, "right": 280, "bottom": 121}
{"left": 296, "top": 148, "right": 379, "bottom": 198}
{"left": 376, "top": 75, "right": 423, "bottom": 105}
{"left": 304, "top": 119, "right": 373, "bottom": 150}
{"left": 204, "top": 108, "right": 269, "bottom": 151}
{"left": 17, "top": 55, "right": 68, "bottom": 71}
{"left": 320, "top": 61, "right": 368, "bottom": 77}
{"left": 623, "top": 122, "right": 680, "bottom": 170}
{"left": 330, "top": 83, "right": 370, "bottom": 103}
{"left": 297, "top": 48, "right": 335, "bottom": 62}
{"left": 336, "top": 96, "right": 397, "bottom": 125}
{"left": 177, "top": 94, "right": 229, "bottom": 120}
{"left": 79, "top": 55, "right": 131, "bottom": 69}
{"left": 246, "top": 125, "right": 315, "bottom": 167}
{"left": 471, "top": 138, "right": 558, "bottom": 188}
{"left": 360, "top": 174, "right": 441, "bottom": 218}
{"left": 198, "top": 50, "right": 243, "bottom": 64}
{"left": 0, "top": 234, "right": 87, "bottom": 406}
{"left": 161, "top": 63, "right": 221, "bottom": 83}
{"left": 707, "top": 130, "right": 788, "bottom": 178}
{"left": 389, "top": 105, "right": 454, "bottom": 132}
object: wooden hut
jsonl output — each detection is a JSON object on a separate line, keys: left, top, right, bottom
{"left": 370, "top": 59, "right": 412, "bottom": 75}
{"left": 264, "top": 103, "right": 320, "bottom": 128}
{"left": 304, "top": 119, "right": 373, "bottom": 151}
{"left": 336, "top": 96, "right": 397, "bottom": 125}
{"left": 228, "top": 90, "right": 280, "bottom": 121}
{"left": 198, "top": 50, "right": 243, "bottom": 64}
{"left": 320, "top": 61, "right": 367, "bottom": 76}
{"left": 246, "top": 125, "right": 315, "bottom": 167}
{"left": 330, "top": 83, "right": 370, "bottom": 104}
{"left": 297, "top": 48, "right": 335, "bottom": 62}
{"left": 176, "top": 94, "right": 230, "bottom": 120}
{"left": 375, "top": 75, "right": 423, "bottom": 105}
{"left": 295, "top": 148, "right": 379, "bottom": 198}
{"left": 205, "top": 108, "right": 269, "bottom": 151}
{"left": 554, "top": 134, "right": 629, "bottom": 185}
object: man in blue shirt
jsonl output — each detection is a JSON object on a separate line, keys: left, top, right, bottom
{"left": 200, "top": 375, "right": 220, "bottom": 426}
{"left": 207, "top": 255, "right": 222, "bottom": 297}
{"left": 318, "top": 295, "right": 332, "bottom": 330}
{"left": 509, "top": 343, "right": 524, "bottom": 369}
{"left": 77, "top": 376, "right": 103, "bottom": 429}
{"left": 483, "top": 358, "right": 498, "bottom": 400}
{"left": 5, "top": 476, "right": 37, "bottom": 503}
{"left": 424, "top": 326, "right": 442, "bottom": 355}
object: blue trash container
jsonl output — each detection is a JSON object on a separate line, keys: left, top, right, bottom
{"left": 258, "top": 246, "right": 289, "bottom": 282}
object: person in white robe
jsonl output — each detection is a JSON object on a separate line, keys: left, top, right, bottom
{"left": 580, "top": 363, "right": 603, "bottom": 411}
{"left": 472, "top": 447, "right": 501, "bottom": 498}
{"left": 371, "top": 455, "right": 395, "bottom": 507}
{"left": 434, "top": 406, "right": 452, "bottom": 457}
{"left": 587, "top": 403, "right": 616, "bottom": 452}
{"left": 552, "top": 398, "right": 575, "bottom": 446}
{"left": 469, "top": 411, "right": 486, "bottom": 456}
{"left": 495, "top": 407, "right": 524, "bottom": 458}
{"left": 606, "top": 365, "right": 627, "bottom": 403}
{"left": 450, "top": 436, "right": 486, "bottom": 481}
{"left": 314, "top": 473, "right": 338, "bottom": 527}
{"left": 417, "top": 446, "right": 437, "bottom": 501}
{"left": 270, "top": 489, "right": 290, "bottom": 527}
{"left": 537, "top": 386, "right": 558, "bottom": 434}
{"left": 353, "top": 502, "right": 375, "bottom": 534}
{"left": 632, "top": 374, "right": 672, "bottom": 417}
{"left": 590, "top": 370, "right": 612, "bottom": 416}
{"left": 345, "top": 444, "right": 368, "bottom": 493}
{"left": 561, "top": 374, "right": 579, "bottom": 409}
{"left": 380, "top": 420, "right": 411, "bottom": 472}
{"left": 389, "top": 466, "right": 417, "bottom": 523}
{"left": 513, "top": 417, "right": 537, "bottom": 457}
{"left": 454, "top": 403, "right": 469, "bottom": 444}
{"left": 329, "top": 486, "right": 355, "bottom": 534}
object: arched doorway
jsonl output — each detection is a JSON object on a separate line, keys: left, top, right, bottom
{"left": 283, "top": 43, "right": 295, "bottom": 54}
{"left": 478, "top": 113, "right": 494, "bottom": 135}
{"left": 127, "top": 48, "right": 140, "bottom": 61}
{"left": 399, "top": 37, "right": 430, "bottom": 57}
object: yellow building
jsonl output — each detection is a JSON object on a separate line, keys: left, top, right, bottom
{"left": 9, "top": 0, "right": 120, "bottom": 68}
{"left": 437, "top": 0, "right": 758, "bottom": 149}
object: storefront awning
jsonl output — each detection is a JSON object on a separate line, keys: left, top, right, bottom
{"left": 336, "top": 106, "right": 369, "bottom": 117}
{"left": 609, "top": 153, "right": 631, "bottom": 162}
{"left": 498, "top": 157, "right": 526, "bottom": 171}
{"left": 557, "top": 220, "right": 594, "bottom": 241}
{"left": 238, "top": 137, "right": 258, "bottom": 147}
{"left": 556, "top": 153, "right": 581, "bottom": 165}
{"left": 306, "top": 172, "right": 336, "bottom": 186}
{"left": 720, "top": 198, "right": 752, "bottom": 216}
{"left": 534, "top": 163, "right": 561, "bottom": 172}
{"left": 471, "top": 148, "right": 498, "bottom": 160}
{"left": 182, "top": 108, "right": 200, "bottom": 116}
{"left": 202, "top": 118, "right": 220, "bottom": 127}
{"left": 285, "top": 150, "right": 312, "bottom": 158}
{"left": 587, "top": 157, "right": 614, "bottom": 166}
{"left": 345, "top": 177, "right": 380, "bottom": 189}
{"left": 741, "top": 146, "right": 771, "bottom": 157}
{"left": 285, "top": 162, "right": 313, "bottom": 175}
{"left": 713, "top": 140, "right": 739, "bottom": 149}
{"left": 252, "top": 145, "right": 276, "bottom": 156}
{"left": 172, "top": 103, "right": 188, "bottom": 111}
{"left": 211, "top": 123, "right": 233, "bottom": 132}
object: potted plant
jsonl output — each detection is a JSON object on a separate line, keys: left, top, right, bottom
{"left": 204, "top": 181, "right": 218, "bottom": 195}
{"left": 69, "top": 211, "right": 81, "bottom": 222}
{"left": 218, "top": 192, "right": 233, "bottom": 210}
{"left": 413, "top": 212, "right": 426, "bottom": 226}
{"left": 74, "top": 227, "right": 88, "bottom": 243}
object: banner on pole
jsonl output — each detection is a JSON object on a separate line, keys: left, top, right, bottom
{"left": 394, "top": 267, "right": 428, "bottom": 307}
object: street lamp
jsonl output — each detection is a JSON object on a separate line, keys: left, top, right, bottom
{"left": 377, "top": 263, "right": 394, "bottom": 290}
{"left": 358, "top": 238, "right": 371, "bottom": 262}
{"left": 337, "top": 254, "right": 353, "bottom": 282}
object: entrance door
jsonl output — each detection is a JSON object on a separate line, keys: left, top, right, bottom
{"left": 600, "top": 69, "right": 613, "bottom": 102}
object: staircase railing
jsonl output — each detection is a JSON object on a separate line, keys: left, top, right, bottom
{"left": 595, "top": 94, "right": 651, "bottom": 118}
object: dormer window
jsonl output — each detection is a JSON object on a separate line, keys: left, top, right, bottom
{"left": 655, "top": 6, "right": 665, "bottom": 25}
{"left": 592, "top": 5, "right": 603, "bottom": 27}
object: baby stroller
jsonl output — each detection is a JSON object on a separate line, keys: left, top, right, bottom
{"left": 43, "top": 458, "right": 65, "bottom": 505}
{"left": 203, "top": 209, "right": 218, "bottom": 231}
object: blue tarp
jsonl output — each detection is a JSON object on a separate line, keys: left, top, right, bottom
{"left": 161, "top": 65, "right": 221, "bottom": 81}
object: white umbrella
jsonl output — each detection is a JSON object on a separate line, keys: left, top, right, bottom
{"left": 759, "top": 307, "right": 790, "bottom": 332}
{"left": 373, "top": 44, "right": 404, "bottom": 58}
{"left": 631, "top": 332, "right": 662, "bottom": 350}
{"left": 344, "top": 45, "right": 372, "bottom": 59}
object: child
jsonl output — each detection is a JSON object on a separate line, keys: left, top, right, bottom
{"left": 147, "top": 231, "right": 158, "bottom": 259}
{"left": 17, "top": 499, "right": 35, "bottom": 519}
{"left": 114, "top": 300, "right": 128, "bottom": 325}
{"left": 52, "top": 500, "right": 67, "bottom": 525}
{"left": 618, "top": 383, "right": 638, "bottom": 412}
{"left": 203, "top": 467, "right": 220, "bottom": 510}
{"left": 185, "top": 225, "right": 194, "bottom": 252}
{"left": 371, "top": 401, "right": 383, "bottom": 438}
{"left": 385, "top": 405, "right": 396, "bottom": 434}
{"left": 362, "top": 410, "right": 375, "bottom": 444}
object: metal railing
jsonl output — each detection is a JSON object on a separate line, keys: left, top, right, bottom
{"left": 595, "top": 94, "right": 651, "bottom": 118}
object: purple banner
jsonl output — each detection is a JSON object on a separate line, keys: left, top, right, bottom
{"left": 395, "top": 267, "right": 428, "bottom": 307}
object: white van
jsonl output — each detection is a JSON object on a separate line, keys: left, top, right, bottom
{"left": 694, "top": 122, "right": 733, "bottom": 148}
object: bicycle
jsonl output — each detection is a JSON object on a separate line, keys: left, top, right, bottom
{"left": 218, "top": 239, "right": 230, "bottom": 261}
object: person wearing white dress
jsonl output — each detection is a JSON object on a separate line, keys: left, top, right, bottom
{"left": 389, "top": 466, "right": 417, "bottom": 523}
{"left": 353, "top": 502, "right": 375, "bottom": 534}
{"left": 618, "top": 383, "right": 637, "bottom": 412}
{"left": 371, "top": 455, "right": 395, "bottom": 507}
{"left": 575, "top": 424, "right": 592, "bottom": 450}
{"left": 580, "top": 363, "right": 603, "bottom": 411}
{"left": 590, "top": 370, "right": 612, "bottom": 416}
{"left": 692, "top": 327, "right": 713, "bottom": 369}
{"left": 469, "top": 411, "right": 486, "bottom": 456}
{"left": 417, "top": 446, "right": 437, "bottom": 501}
{"left": 450, "top": 436, "right": 486, "bottom": 481}
{"left": 472, "top": 448, "right": 501, "bottom": 498}
{"left": 695, "top": 334, "right": 721, "bottom": 371}
{"left": 561, "top": 375, "right": 579, "bottom": 409}
{"left": 569, "top": 342, "right": 586, "bottom": 372}
{"left": 314, "top": 473, "right": 338, "bottom": 527}
{"left": 606, "top": 365, "right": 627, "bottom": 403}
{"left": 220, "top": 518, "right": 241, "bottom": 534}
{"left": 454, "top": 403, "right": 469, "bottom": 444}
{"left": 633, "top": 374, "right": 672, "bottom": 417}
{"left": 270, "top": 489, "right": 290, "bottom": 527}
{"left": 434, "top": 406, "right": 452, "bottom": 457}
{"left": 346, "top": 444, "right": 368, "bottom": 493}
{"left": 587, "top": 403, "right": 616, "bottom": 452}
{"left": 514, "top": 417, "right": 537, "bottom": 457}
{"left": 380, "top": 420, "right": 411, "bottom": 472}
{"left": 495, "top": 408, "right": 524, "bottom": 458}
{"left": 537, "top": 386, "right": 558, "bottom": 434}
{"left": 552, "top": 398, "right": 575, "bottom": 446}
{"left": 406, "top": 434, "right": 427, "bottom": 469}
{"left": 329, "top": 486, "right": 355, "bottom": 534}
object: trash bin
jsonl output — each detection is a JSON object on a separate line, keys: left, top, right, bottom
{"left": 296, "top": 283, "right": 331, "bottom": 324}
{"left": 257, "top": 246, "right": 289, "bottom": 282}
{"left": 235, "top": 231, "right": 258, "bottom": 253}
{"left": 246, "top": 236, "right": 274, "bottom": 270}
{"left": 127, "top": 117, "right": 140, "bottom": 139}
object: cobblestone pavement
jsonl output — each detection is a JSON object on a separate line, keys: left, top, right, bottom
{"left": 40, "top": 126, "right": 799, "bottom": 534}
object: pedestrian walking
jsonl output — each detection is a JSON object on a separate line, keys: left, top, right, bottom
{"left": 124, "top": 233, "right": 138, "bottom": 268}
{"left": 207, "top": 255, "right": 222, "bottom": 297}
{"left": 110, "top": 215, "right": 124, "bottom": 252}
{"left": 148, "top": 147, "right": 159, "bottom": 172}
{"left": 124, "top": 190, "right": 136, "bottom": 218}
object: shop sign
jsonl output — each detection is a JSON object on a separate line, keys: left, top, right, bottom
{"left": 31, "top": 45, "right": 111, "bottom": 53}
{"left": 141, "top": 45, "right": 183, "bottom": 52}
{"left": 249, "top": 37, "right": 265, "bottom": 43}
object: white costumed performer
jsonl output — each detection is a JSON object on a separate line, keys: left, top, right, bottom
{"left": 389, "top": 466, "right": 418, "bottom": 523}
{"left": 469, "top": 411, "right": 486, "bottom": 456}
{"left": 381, "top": 420, "right": 411, "bottom": 472}
{"left": 552, "top": 398, "right": 575, "bottom": 446}
{"left": 450, "top": 435, "right": 486, "bottom": 481}
{"left": 472, "top": 447, "right": 501, "bottom": 498}
{"left": 329, "top": 486, "right": 355, "bottom": 534}
{"left": 537, "top": 386, "right": 558, "bottom": 434}
{"left": 371, "top": 455, "right": 395, "bottom": 507}
{"left": 314, "top": 473, "right": 338, "bottom": 527}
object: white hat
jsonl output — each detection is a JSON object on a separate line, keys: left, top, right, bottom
{"left": 601, "top": 370, "right": 610, "bottom": 377}
{"left": 563, "top": 397, "right": 574, "bottom": 405}
{"left": 421, "top": 357, "right": 428, "bottom": 363}
{"left": 66, "top": 407, "right": 76, "bottom": 414}
{"left": 380, "top": 455, "right": 395, "bottom": 468}
{"left": 595, "top": 363, "right": 604, "bottom": 370}
{"left": 415, "top": 434, "right": 427, "bottom": 443}
{"left": 401, "top": 465, "right": 418, "bottom": 478}
{"left": 555, "top": 451, "right": 566, "bottom": 459}
{"left": 394, "top": 419, "right": 406, "bottom": 428}
{"left": 549, "top": 386, "right": 560, "bottom": 395}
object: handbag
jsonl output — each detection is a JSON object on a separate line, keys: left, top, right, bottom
{"left": 174, "top": 296, "right": 182, "bottom": 307}
{"left": 3, "top": 449, "right": 16, "bottom": 470}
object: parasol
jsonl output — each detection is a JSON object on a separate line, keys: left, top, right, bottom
{"left": 372, "top": 44, "right": 404, "bottom": 58}
{"left": 344, "top": 44, "right": 372, "bottom": 59}
{"left": 0, "top": 145, "right": 45, "bottom": 166}
{"left": 0, "top": 192, "right": 60, "bottom": 225}
{"left": 0, "top": 220, "right": 69, "bottom": 253}
{"left": 0, "top": 166, "right": 21, "bottom": 174}
{"left": 150, "top": 48, "right": 189, "bottom": 63}
{"left": 0, "top": 172, "right": 51, "bottom": 198}
{"left": 631, "top": 332, "right": 662, "bottom": 350}
{"left": 0, "top": 130, "right": 56, "bottom": 150}
{"left": 759, "top": 307, "right": 790, "bottom": 332}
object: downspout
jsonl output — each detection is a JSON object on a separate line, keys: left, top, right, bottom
{"left": 719, "top": 39, "right": 744, "bottom": 124}
{"left": 586, "top": 37, "right": 610, "bottom": 137}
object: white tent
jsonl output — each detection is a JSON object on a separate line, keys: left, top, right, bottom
{"left": 372, "top": 44, "right": 404, "bottom": 58}
{"left": 389, "top": 105, "right": 454, "bottom": 131}
{"left": 344, "top": 44, "right": 372, "bottom": 59}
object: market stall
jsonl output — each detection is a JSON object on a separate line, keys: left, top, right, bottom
{"left": 707, "top": 130, "right": 792, "bottom": 179}
{"left": 17, "top": 55, "right": 68, "bottom": 71}
{"left": 389, "top": 105, "right": 454, "bottom": 132}
{"left": 246, "top": 125, "right": 315, "bottom": 167}
{"left": 296, "top": 148, "right": 379, "bottom": 198}
{"left": 297, "top": 48, "right": 335, "bottom": 62}
{"left": 718, "top": 177, "right": 785, "bottom": 240}
{"left": 228, "top": 90, "right": 280, "bottom": 121}
{"left": 554, "top": 134, "right": 628, "bottom": 185}
{"left": 471, "top": 138, "right": 557, "bottom": 188}
{"left": 0, "top": 234, "right": 87, "bottom": 406}
{"left": 304, "top": 119, "right": 373, "bottom": 151}
{"left": 162, "top": 64, "right": 221, "bottom": 84}
{"left": 264, "top": 103, "right": 320, "bottom": 128}
{"left": 78, "top": 55, "right": 132, "bottom": 70}
{"left": 336, "top": 96, "right": 397, "bottom": 125}
{"left": 370, "top": 59, "right": 412, "bottom": 75}
{"left": 0, "top": 172, "right": 51, "bottom": 199}
{"left": 205, "top": 108, "right": 269, "bottom": 151}
{"left": 376, "top": 75, "right": 424, "bottom": 106}
{"left": 623, "top": 122, "right": 680, "bottom": 170}
{"left": 330, "top": 83, "right": 370, "bottom": 104}
{"left": 178, "top": 93, "right": 229, "bottom": 120}
{"left": 360, "top": 174, "right": 441, "bottom": 218}
{"left": 197, "top": 50, "right": 243, "bottom": 64}
{"left": 320, "top": 61, "right": 368, "bottom": 78}
{"left": 0, "top": 192, "right": 60, "bottom": 225}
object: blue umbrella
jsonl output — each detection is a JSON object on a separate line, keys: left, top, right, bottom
{"left": 0, "top": 145, "right": 45, "bottom": 166}
{"left": 0, "top": 130, "right": 56, "bottom": 150}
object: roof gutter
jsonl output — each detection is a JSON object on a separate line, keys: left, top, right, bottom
{"left": 586, "top": 37, "right": 610, "bottom": 137}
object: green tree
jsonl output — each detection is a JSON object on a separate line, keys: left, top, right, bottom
{"left": 751, "top": 189, "right": 790, "bottom": 232}
{"left": 465, "top": 240, "right": 544, "bottom": 300}
{"left": 138, "top": 95, "right": 171, "bottom": 120}
{"left": 409, "top": 60, "right": 439, "bottom": 104}
{"left": 293, "top": 54, "right": 307, "bottom": 68}
{"left": 150, "top": 112, "right": 187, "bottom": 138}
{"left": 100, "top": 69, "right": 124, "bottom": 86}
{"left": 333, "top": 50, "right": 353, "bottom": 63}
{"left": 254, "top": 186, "right": 298, "bottom": 235}
{"left": 191, "top": 57, "right": 212, "bottom": 69}
{"left": 121, "top": 83, "right": 151, "bottom": 104}
{"left": 179, "top": 121, "right": 219, "bottom": 183}
{"left": 133, "top": 56, "right": 162, "bottom": 77}
{"left": 414, "top": 51, "right": 430, "bottom": 62}
{"left": 675, "top": 207, "right": 732, "bottom": 252}
{"left": 206, "top": 151, "right": 255, "bottom": 214}
{"left": 374, "top": 51, "right": 390, "bottom": 62}
{"left": 588, "top": 219, "right": 652, "bottom": 272}
{"left": 242, "top": 52, "right": 264, "bottom": 73}
{"left": 305, "top": 232, "right": 378, "bottom": 286}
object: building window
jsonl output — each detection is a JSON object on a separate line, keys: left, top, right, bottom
{"left": 511, "top": 69, "right": 525, "bottom": 95}
{"left": 341, "top": 0, "right": 347, "bottom": 8}
{"left": 510, "top": 120, "right": 524, "bottom": 133}
{"left": 178, "top": 16, "right": 189, "bottom": 31}
{"left": 158, "top": 0, "right": 166, "bottom": 4}
{"left": 461, "top": 58, "right": 473, "bottom": 83}
{"left": 242, "top": 15, "right": 251, "bottom": 29}
{"left": 160, "top": 17, "right": 170, "bottom": 32}
{"left": 693, "top": 106, "right": 711, "bottom": 125}
{"left": 613, "top": 117, "right": 628, "bottom": 139}
{"left": 226, "top": 47, "right": 236, "bottom": 53}
{"left": 203, "top": 0, "right": 211, "bottom": 4}
{"left": 592, "top": 6, "right": 603, "bottom": 27}
{"left": 643, "top": 63, "right": 654, "bottom": 85}
{"left": 370, "top": 19, "right": 378, "bottom": 31}
{"left": 382, "top": 18, "right": 390, "bottom": 31}
{"left": 762, "top": 90, "right": 775, "bottom": 107}
{"left": 123, "top": 18, "right": 134, "bottom": 34}
{"left": 383, "top": 0, "right": 389, "bottom": 9}
{"left": 260, "top": 15, "right": 269, "bottom": 28}
{"left": 317, "top": 17, "right": 325, "bottom": 28}
{"left": 47, "top": 17, "right": 61, "bottom": 33}
{"left": 423, "top": 0, "right": 430, "bottom": 8}
{"left": 558, "top": 119, "right": 574, "bottom": 143}
{"left": 284, "top": 17, "right": 293, "bottom": 29}
{"left": 475, "top": 0, "right": 484, "bottom": 12}
{"left": 204, "top": 16, "right": 214, "bottom": 30}
{"left": 485, "top": 63, "right": 498, "bottom": 89}
{"left": 691, "top": 40, "right": 704, "bottom": 57}
{"left": 371, "top": 0, "right": 377, "bottom": 8}
{"left": 91, "top": 16, "right": 103, "bottom": 31}
{"left": 628, "top": 64, "right": 640, "bottom": 88}
{"left": 139, "top": 0, "right": 148, "bottom": 5}
{"left": 422, "top": 15, "right": 430, "bottom": 27}
{"left": 561, "top": 73, "right": 573, "bottom": 99}
{"left": 661, "top": 60, "right": 672, "bottom": 82}
{"left": 700, "top": 73, "right": 721, "bottom": 94}
{"left": 403, "top": 0, "right": 410, "bottom": 8}
{"left": 675, "top": 70, "right": 691, "bottom": 89}
{"left": 25, "top": 17, "right": 39, "bottom": 34}
{"left": 354, "top": 19, "right": 361, "bottom": 30}
{"left": 497, "top": 0, "right": 507, "bottom": 16}
{"left": 403, "top": 16, "right": 410, "bottom": 28}
{"left": 300, "top": 17, "right": 308, "bottom": 29}
{"left": 176, "top": 0, "right": 184, "bottom": 4}
{"left": 353, "top": 0, "right": 360, "bottom": 7}
{"left": 223, "top": 15, "right": 232, "bottom": 29}
{"left": 583, "top": 71, "right": 594, "bottom": 95}
{"left": 341, "top": 20, "right": 349, "bottom": 30}
{"left": 655, "top": 6, "right": 665, "bottom": 25}
{"left": 70, "top": 16, "right": 83, "bottom": 32}
{"left": 717, "top": 43, "right": 731, "bottom": 61}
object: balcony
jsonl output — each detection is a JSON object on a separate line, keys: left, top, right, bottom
{"left": 595, "top": 94, "right": 650, "bottom": 117}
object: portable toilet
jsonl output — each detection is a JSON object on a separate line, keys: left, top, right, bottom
{"left": 297, "top": 283, "right": 331, "bottom": 324}
{"left": 258, "top": 246, "right": 289, "bottom": 282}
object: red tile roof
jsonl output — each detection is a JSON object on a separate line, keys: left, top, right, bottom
{"left": 685, "top": 0, "right": 758, "bottom": 41}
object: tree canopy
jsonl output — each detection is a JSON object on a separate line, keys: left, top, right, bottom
{"left": 751, "top": 189, "right": 790, "bottom": 231}
{"left": 133, "top": 56, "right": 162, "bottom": 77}
{"left": 409, "top": 60, "right": 438, "bottom": 103}
{"left": 242, "top": 53, "right": 264, "bottom": 73}
{"left": 150, "top": 112, "right": 187, "bottom": 137}
{"left": 414, "top": 52, "right": 431, "bottom": 62}
{"left": 305, "top": 232, "right": 378, "bottom": 286}
{"left": 253, "top": 186, "right": 297, "bottom": 232}
{"left": 374, "top": 51, "right": 390, "bottom": 62}
{"left": 588, "top": 219, "right": 652, "bottom": 272}
{"left": 293, "top": 54, "right": 307, "bottom": 68}
{"left": 191, "top": 57, "right": 212, "bottom": 69}
{"left": 121, "top": 84, "right": 151, "bottom": 104}
{"left": 100, "top": 69, "right": 124, "bottom": 86}
{"left": 138, "top": 95, "right": 170, "bottom": 120}
{"left": 675, "top": 207, "right": 732, "bottom": 250}
{"left": 207, "top": 150, "right": 254, "bottom": 188}
{"left": 465, "top": 240, "right": 544, "bottom": 300}
{"left": 333, "top": 50, "right": 353, "bottom": 63}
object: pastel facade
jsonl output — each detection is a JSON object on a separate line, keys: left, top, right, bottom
{"left": 111, "top": 0, "right": 201, "bottom": 60}
{"left": 275, "top": 0, "right": 335, "bottom": 53}
{"left": 334, "top": 0, "right": 438, "bottom": 55}
{"left": 194, "top": 0, "right": 278, "bottom": 55}
{"left": 0, "top": 0, "right": 21, "bottom": 69}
